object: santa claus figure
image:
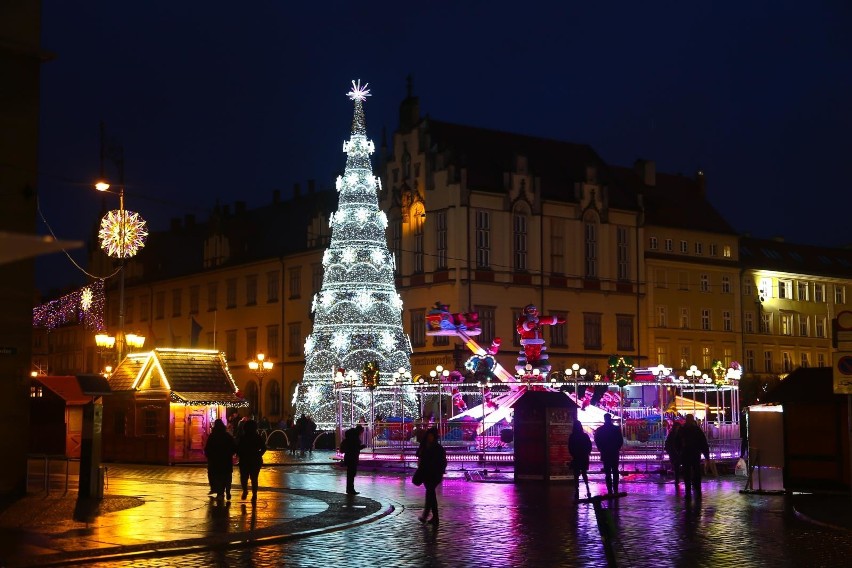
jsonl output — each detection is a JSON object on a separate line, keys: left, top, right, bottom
{"left": 516, "top": 304, "right": 565, "bottom": 375}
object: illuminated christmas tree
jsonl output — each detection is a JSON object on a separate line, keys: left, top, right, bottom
{"left": 294, "top": 80, "right": 414, "bottom": 428}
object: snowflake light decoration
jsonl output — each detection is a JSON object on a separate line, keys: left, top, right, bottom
{"left": 331, "top": 332, "right": 349, "bottom": 352}
{"left": 322, "top": 249, "right": 333, "bottom": 266}
{"left": 355, "top": 291, "right": 372, "bottom": 311}
{"left": 377, "top": 211, "right": 388, "bottom": 229}
{"left": 98, "top": 209, "right": 148, "bottom": 258}
{"left": 341, "top": 247, "right": 356, "bottom": 264}
{"left": 335, "top": 176, "right": 344, "bottom": 191}
{"left": 379, "top": 331, "right": 396, "bottom": 352}
{"left": 371, "top": 249, "right": 385, "bottom": 266}
{"left": 391, "top": 293, "right": 404, "bottom": 312}
{"left": 320, "top": 291, "right": 335, "bottom": 309}
{"left": 355, "top": 208, "right": 369, "bottom": 223}
{"left": 304, "top": 335, "right": 316, "bottom": 356}
{"left": 347, "top": 79, "right": 371, "bottom": 102}
{"left": 80, "top": 287, "right": 93, "bottom": 311}
{"left": 305, "top": 384, "right": 324, "bottom": 407}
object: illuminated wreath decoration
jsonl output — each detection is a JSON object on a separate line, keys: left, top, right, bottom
{"left": 362, "top": 360, "right": 380, "bottom": 390}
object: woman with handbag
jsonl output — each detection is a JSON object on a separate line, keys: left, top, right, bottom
{"left": 416, "top": 427, "right": 447, "bottom": 526}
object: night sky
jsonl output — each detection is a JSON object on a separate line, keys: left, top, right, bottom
{"left": 35, "top": 1, "right": 852, "bottom": 293}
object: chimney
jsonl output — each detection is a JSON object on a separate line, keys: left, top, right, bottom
{"left": 308, "top": 179, "right": 315, "bottom": 193}
{"left": 170, "top": 218, "right": 181, "bottom": 231}
{"left": 273, "top": 189, "right": 281, "bottom": 203}
{"left": 184, "top": 214, "right": 195, "bottom": 227}
{"left": 634, "top": 159, "right": 655, "bottom": 186}
{"left": 398, "top": 74, "right": 420, "bottom": 132}
{"left": 235, "top": 201, "right": 246, "bottom": 214}
{"left": 293, "top": 183, "right": 301, "bottom": 198}
{"left": 695, "top": 170, "right": 706, "bottom": 196}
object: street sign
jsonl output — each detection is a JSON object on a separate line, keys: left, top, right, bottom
{"left": 832, "top": 352, "right": 852, "bottom": 395}
{"left": 835, "top": 311, "right": 852, "bottom": 348}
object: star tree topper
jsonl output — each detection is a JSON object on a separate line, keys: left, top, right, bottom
{"left": 347, "top": 79, "right": 371, "bottom": 102}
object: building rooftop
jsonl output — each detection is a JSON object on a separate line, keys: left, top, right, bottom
{"left": 741, "top": 236, "right": 852, "bottom": 278}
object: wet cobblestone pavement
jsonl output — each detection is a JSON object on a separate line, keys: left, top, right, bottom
{"left": 68, "top": 455, "right": 852, "bottom": 568}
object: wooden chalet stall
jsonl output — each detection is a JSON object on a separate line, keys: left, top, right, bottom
{"left": 103, "top": 348, "right": 247, "bottom": 465}
{"left": 29, "top": 375, "right": 90, "bottom": 458}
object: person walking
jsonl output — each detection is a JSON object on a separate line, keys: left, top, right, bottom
{"left": 594, "top": 413, "right": 624, "bottom": 495}
{"left": 568, "top": 420, "right": 592, "bottom": 499}
{"left": 236, "top": 419, "right": 266, "bottom": 502}
{"left": 677, "top": 414, "right": 710, "bottom": 499}
{"left": 204, "top": 418, "right": 236, "bottom": 502}
{"left": 341, "top": 425, "right": 366, "bottom": 495}
{"left": 665, "top": 422, "right": 683, "bottom": 487}
{"left": 416, "top": 427, "right": 447, "bottom": 526}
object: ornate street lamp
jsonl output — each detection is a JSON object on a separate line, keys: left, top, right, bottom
{"left": 248, "top": 353, "right": 273, "bottom": 419}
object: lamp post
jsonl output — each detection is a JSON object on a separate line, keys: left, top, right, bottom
{"left": 392, "top": 367, "right": 412, "bottom": 447}
{"left": 564, "top": 363, "right": 587, "bottom": 405}
{"left": 248, "top": 353, "right": 273, "bottom": 420}
{"left": 95, "top": 180, "right": 148, "bottom": 363}
{"left": 430, "top": 364, "right": 450, "bottom": 435}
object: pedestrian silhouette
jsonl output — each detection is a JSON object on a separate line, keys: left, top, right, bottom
{"left": 204, "top": 418, "right": 236, "bottom": 502}
{"left": 676, "top": 414, "right": 710, "bottom": 499}
{"left": 341, "top": 425, "right": 366, "bottom": 495}
{"left": 665, "top": 422, "right": 683, "bottom": 488}
{"left": 235, "top": 420, "right": 266, "bottom": 502}
{"left": 416, "top": 427, "right": 447, "bottom": 526}
{"left": 568, "top": 420, "right": 592, "bottom": 499}
{"left": 594, "top": 413, "right": 624, "bottom": 495}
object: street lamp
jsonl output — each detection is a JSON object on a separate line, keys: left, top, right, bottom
{"left": 564, "top": 363, "right": 587, "bottom": 404}
{"left": 95, "top": 180, "right": 148, "bottom": 363}
{"left": 248, "top": 353, "right": 273, "bottom": 419}
{"left": 429, "top": 365, "right": 450, "bottom": 435}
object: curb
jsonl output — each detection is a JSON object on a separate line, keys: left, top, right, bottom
{"left": 792, "top": 507, "right": 852, "bottom": 533}
{"left": 12, "top": 498, "right": 396, "bottom": 567}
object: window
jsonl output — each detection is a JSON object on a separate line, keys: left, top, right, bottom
{"left": 817, "top": 353, "right": 826, "bottom": 367}
{"left": 702, "top": 346, "right": 712, "bottom": 369}
{"left": 126, "top": 297, "right": 135, "bottom": 324}
{"left": 759, "top": 278, "right": 772, "bottom": 301}
{"left": 189, "top": 286, "right": 199, "bottom": 314}
{"left": 836, "top": 285, "right": 846, "bottom": 304}
{"left": 206, "top": 332, "right": 214, "bottom": 349}
{"left": 656, "top": 345, "right": 668, "bottom": 367}
{"left": 246, "top": 275, "right": 258, "bottom": 306}
{"left": 694, "top": 242, "right": 703, "bottom": 255}
{"left": 721, "top": 276, "right": 731, "bottom": 294}
{"left": 778, "top": 280, "right": 792, "bottom": 300}
{"left": 246, "top": 327, "right": 257, "bottom": 358}
{"left": 780, "top": 314, "right": 793, "bottom": 335}
{"left": 679, "top": 346, "right": 691, "bottom": 369}
{"left": 311, "top": 264, "right": 323, "bottom": 295}
{"left": 30, "top": 386, "right": 42, "bottom": 398}
{"left": 799, "top": 316, "right": 809, "bottom": 337}
{"left": 680, "top": 240, "right": 688, "bottom": 253}
{"left": 140, "top": 295, "right": 150, "bottom": 322}
{"left": 617, "top": 227, "right": 629, "bottom": 281}
{"left": 267, "top": 325, "right": 279, "bottom": 358}
{"left": 722, "top": 310, "right": 732, "bottom": 332}
{"left": 432, "top": 335, "right": 449, "bottom": 347}
{"left": 700, "top": 274, "right": 710, "bottom": 292}
{"left": 800, "top": 352, "right": 810, "bottom": 368}
{"left": 583, "top": 313, "right": 602, "bottom": 350}
{"left": 655, "top": 269, "right": 667, "bottom": 289}
{"left": 171, "top": 289, "right": 182, "bottom": 317}
{"left": 513, "top": 212, "right": 528, "bottom": 271}
{"left": 815, "top": 283, "right": 825, "bottom": 302}
{"left": 584, "top": 215, "right": 598, "bottom": 278}
{"left": 207, "top": 282, "right": 218, "bottom": 312}
{"left": 701, "top": 309, "right": 711, "bottom": 331}
{"left": 288, "top": 323, "right": 302, "bottom": 356}
{"left": 797, "top": 281, "right": 809, "bottom": 301}
{"left": 745, "top": 349, "right": 755, "bottom": 371}
{"left": 410, "top": 310, "right": 425, "bottom": 347}
{"left": 476, "top": 210, "right": 490, "bottom": 268}
{"left": 551, "top": 219, "right": 564, "bottom": 274}
{"left": 267, "top": 271, "right": 280, "bottom": 303}
{"left": 782, "top": 352, "right": 793, "bottom": 373}
{"left": 225, "top": 330, "right": 237, "bottom": 361}
{"left": 551, "top": 312, "right": 567, "bottom": 346}
{"left": 665, "top": 238, "right": 673, "bottom": 252}
{"left": 723, "top": 348, "right": 733, "bottom": 366}
{"left": 392, "top": 217, "right": 402, "bottom": 275}
{"left": 764, "top": 350, "right": 773, "bottom": 373}
{"left": 413, "top": 211, "right": 424, "bottom": 273}
{"left": 155, "top": 292, "right": 165, "bottom": 320}
{"left": 709, "top": 244, "right": 717, "bottom": 256}
{"left": 617, "top": 315, "right": 634, "bottom": 351}
{"left": 143, "top": 409, "right": 158, "bottom": 436}
{"left": 269, "top": 381, "right": 281, "bottom": 416}
{"left": 722, "top": 245, "right": 732, "bottom": 258}
{"left": 761, "top": 313, "right": 772, "bottom": 334}
{"left": 678, "top": 271, "right": 689, "bottom": 290}
{"left": 289, "top": 268, "right": 301, "bottom": 299}
{"left": 436, "top": 211, "right": 448, "bottom": 270}
{"left": 680, "top": 307, "right": 690, "bottom": 329}
{"left": 744, "top": 280, "right": 753, "bottom": 297}
{"left": 815, "top": 317, "right": 826, "bottom": 338}
{"left": 477, "top": 306, "right": 496, "bottom": 345}
{"left": 656, "top": 306, "right": 668, "bottom": 328}
{"left": 649, "top": 237, "right": 658, "bottom": 250}
{"left": 226, "top": 279, "right": 237, "bottom": 309}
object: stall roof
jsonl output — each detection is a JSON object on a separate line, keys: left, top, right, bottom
{"left": 32, "top": 376, "right": 90, "bottom": 405}
{"left": 763, "top": 367, "right": 837, "bottom": 404}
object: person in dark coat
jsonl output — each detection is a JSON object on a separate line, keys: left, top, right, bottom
{"left": 416, "top": 427, "right": 447, "bottom": 525}
{"left": 204, "top": 418, "right": 236, "bottom": 502}
{"left": 677, "top": 414, "right": 710, "bottom": 498}
{"left": 665, "top": 422, "right": 683, "bottom": 487}
{"left": 568, "top": 420, "right": 592, "bottom": 499}
{"left": 594, "top": 413, "right": 624, "bottom": 494}
{"left": 341, "top": 425, "right": 366, "bottom": 495}
{"left": 235, "top": 419, "right": 266, "bottom": 502}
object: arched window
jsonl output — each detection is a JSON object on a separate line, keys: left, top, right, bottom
{"left": 269, "top": 380, "right": 281, "bottom": 416}
{"left": 412, "top": 204, "right": 425, "bottom": 273}
{"left": 584, "top": 212, "right": 598, "bottom": 278}
{"left": 513, "top": 206, "right": 529, "bottom": 271}
{"left": 391, "top": 215, "right": 402, "bottom": 275}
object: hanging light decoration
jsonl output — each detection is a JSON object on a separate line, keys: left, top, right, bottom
{"left": 98, "top": 209, "right": 148, "bottom": 258}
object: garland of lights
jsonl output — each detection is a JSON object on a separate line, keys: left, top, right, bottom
{"left": 98, "top": 209, "right": 148, "bottom": 258}
{"left": 606, "top": 355, "right": 635, "bottom": 388}
{"left": 294, "top": 80, "right": 415, "bottom": 428}
{"left": 33, "top": 280, "right": 105, "bottom": 331}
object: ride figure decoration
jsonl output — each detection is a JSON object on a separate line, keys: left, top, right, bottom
{"left": 515, "top": 304, "right": 566, "bottom": 375}
{"left": 426, "top": 302, "right": 481, "bottom": 335}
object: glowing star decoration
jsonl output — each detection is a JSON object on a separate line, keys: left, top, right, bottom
{"left": 331, "top": 332, "right": 349, "bottom": 353}
{"left": 355, "top": 291, "right": 372, "bottom": 311}
{"left": 304, "top": 335, "right": 316, "bottom": 356}
{"left": 80, "top": 287, "right": 93, "bottom": 312}
{"left": 346, "top": 79, "right": 371, "bottom": 102}
{"left": 379, "top": 331, "right": 396, "bottom": 352}
{"left": 341, "top": 247, "right": 356, "bottom": 264}
{"left": 98, "top": 209, "right": 148, "bottom": 258}
{"left": 355, "top": 208, "right": 369, "bottom": 223}
{"left": 371, "top": 249, "right": 385, "bottom": 266}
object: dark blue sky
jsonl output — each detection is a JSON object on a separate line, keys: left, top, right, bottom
{"left": 36, "top": 1, "right": 852, "bottom": 293}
